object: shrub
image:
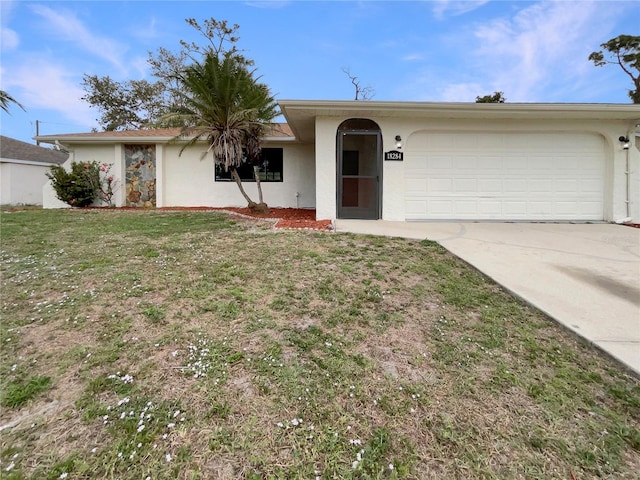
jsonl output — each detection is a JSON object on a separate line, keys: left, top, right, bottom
{"left": 47, "top": 161, "right": 119, "bottom": 207}
{"left": 47, "top": 161, "right": 100, "bottom": 207}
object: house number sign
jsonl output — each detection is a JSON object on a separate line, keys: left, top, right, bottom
{"left": 385, "top": 150, "right": 403, "bottom": 161}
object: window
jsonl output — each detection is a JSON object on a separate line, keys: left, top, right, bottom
{"left": 215, "top": 148, "right": 283, "bottom": 182}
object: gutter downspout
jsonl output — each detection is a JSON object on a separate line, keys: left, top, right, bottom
{"left": 625, "top": 143, "right": 631, "bottom": 221}
{"left": 615, "top": 130, "right": 634, "bottom": 224}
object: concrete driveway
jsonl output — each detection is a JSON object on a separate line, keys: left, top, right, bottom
{"left": 335, "top": 220, "right": 640, "bottom": 375}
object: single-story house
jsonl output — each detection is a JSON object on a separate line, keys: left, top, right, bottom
{"left": 37, "top": 100, "right": 640, "bottom": 223}
{"left": 1, "top": 135, "right": 68, "bottom": 205}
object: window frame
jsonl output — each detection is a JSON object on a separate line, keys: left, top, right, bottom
{"left": 214, "top": 147, "right": 283, "bottom": 182}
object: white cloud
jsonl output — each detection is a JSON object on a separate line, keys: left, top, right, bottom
{"left": 245, "top": 1, "right": 291, "bottom": 8}
{"left": 470, "top": 1, "right": 622, "bottom": 101}
{"left": 402, "top": 53, "right": 425, "bottom": 62}
{"left": 396, "top": 1, "right": 628, "bottom": 103}
{"left": 439, "top": 82, "right": 485, "bottom": 102}
{"left": 433, "top": 0, "right": 491, "bottom": 20}
{"left": 29, "top": 4, "right": 129, "bottom": 75}
{"left": 1, "top": 27, "right": 19, "bottom": 51}
{"left": 2, "top": 57, "right": 95, "bottom": 128}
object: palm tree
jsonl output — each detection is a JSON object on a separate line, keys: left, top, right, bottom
{"left": 0, "top": 90, "right": 26, "bottom": 114}
{"left": 165, "top": 53, "right": 278, "bottom": 212}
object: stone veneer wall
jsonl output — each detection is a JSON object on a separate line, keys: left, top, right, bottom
{"left": 125, "top": 145, "right": 156, "bottom": 207}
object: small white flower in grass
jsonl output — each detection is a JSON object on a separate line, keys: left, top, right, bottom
{"left": 352, "top": 461, "right": 359, "bottom": 469}
{"left": 5, "top": 462, "right": 15, "bottom": 471}
{"left": 276, "top": 422, "right": 284, "bottom": 428}
{"left": 173, "top": 410, "right": 181, "bottom": 418}
{"left": 167, "top": 422, "right": 175, "bottom": 428}
{"left": 59, "top": 473, "right": 68, "bottom": 479}
{"left": 137, "top": 424, "right": 145, "bottom": 433}
{"left": 137, "top": 443, "right": 142, "bottom": 448}
{"left": 389, "top": 463, "right": 394, "bottom": 470}
{"left": 165, "top": 453, "right": 172, "bottom": 462}
{"left": 90, "top": 447, "right": 97, "bottom": 454}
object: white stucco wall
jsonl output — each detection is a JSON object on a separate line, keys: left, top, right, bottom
{"left": 160, "top": 142, "right": 315, "bottom": 208}
{"left": 43, "top": 142, "right": 315, "bottom": 210}
{"left": 315, "top": 118, "right": 339, "bottom": 220}
{"left": 1, "top": 161, "right": 57, "bottom": 205}
{"left": 314, "top": 115, "right": 639, "bottom": 223}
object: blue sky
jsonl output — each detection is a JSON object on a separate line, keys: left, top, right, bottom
{"left": 1, "top": 0, "right": 639, "bottom": 144}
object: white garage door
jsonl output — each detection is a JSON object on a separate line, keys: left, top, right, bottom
{"left": 405, "top": 132, "right": 605, "bottom": 221}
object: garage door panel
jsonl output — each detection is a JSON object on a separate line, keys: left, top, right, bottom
{"left": 454, "top": 178, "right": 477, "bottom": 193}
{"left": 405, "top": 132, "right": 604, "bottom": 220}
{"left": 555, "top": 179, "right": 578, "bottom": 192}
{"left": 479, "top": 179, "right": 502, "bottom": 192}
{"left": 455, "top": 157, "right": 477, "bottom": 169}
{"left": 427, "top": 178, "right": 451, "bottom": 192}
{"left": 476, "top": 157, "right": 502, "bottom": 170}
{"left": 506, "top": 157, "right": 528, "bottom": 170}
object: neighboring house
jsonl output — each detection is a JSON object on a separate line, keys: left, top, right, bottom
{"left": 37, "top": 101, "right": 640, "bottom": 223}
{"left": 1, "top": 135, "right": 68, "bottom": 205}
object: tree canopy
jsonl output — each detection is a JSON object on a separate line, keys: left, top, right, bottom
{"left": 475, "top": 91, "right": 506, "bottom": 103}
{"left": 164, "top": 53, "right": 278, "bottom": 211}
{"left": 0, "top": 90, "right": 25, "bottom": 114}
{"left": 589, "top": 35, "right": 640, "bottom": 104}
{"left": 80, "top": 76, "right": 168, "bottom": 131}
{"left": 81, "top": 18, "right": 249, "bottom": 131}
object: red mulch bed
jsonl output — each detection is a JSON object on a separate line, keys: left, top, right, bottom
{"left": 158, "top": 206, "right": 333, "bottom": 231}
{"left": 623, "top": 223, "right": 640, "bottom": 229}
{"left": 220, "top": 207, "right": 333, "bottom": 231}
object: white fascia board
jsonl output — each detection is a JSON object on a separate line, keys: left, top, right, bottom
{"left": 279, "top": 100, "right": 640, "bottom": 120}
{"left": 0, "top": 157, "right": 59, "bottom": 167}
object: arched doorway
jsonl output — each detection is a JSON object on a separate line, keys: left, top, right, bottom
{"left": 336, "top": 119, "right": 382, "bottom": 219}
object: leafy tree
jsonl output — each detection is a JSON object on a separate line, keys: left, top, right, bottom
{"left": 589, "top": 35, "right": 640, "bottom": 103}
{"left": 0, "top": 90, "right": 25, "bottom": 114}
{"left": 165, "top": 53, "right": 278, "bottom": 213}
{"left": 476, "top": 91, "right": 506, "bottom": 103}
{"left": 81, "top": 18, "right": 249, "bottom": 131}
{"left": 80, "top": 75, "right": 168, "bottom": 131}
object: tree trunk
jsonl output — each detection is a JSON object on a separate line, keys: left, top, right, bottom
{"left": 230, "top": 166, "right": 269, "bottom": 214}
{"left": 230, "top": 167, "right": 256, "bottom": 207}
{"left": 252, "top": 165, "right": 269, "bottom": 214}
{"left": 253, "top": 165, "right": 264, "bottom": 204}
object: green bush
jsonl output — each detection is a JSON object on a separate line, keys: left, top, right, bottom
{"left": 47, "top": 161, "right": 100, "bottom": 207}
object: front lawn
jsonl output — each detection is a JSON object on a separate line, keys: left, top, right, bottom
{"left": 1, "top": 209, "right": 638, "bottom": 479}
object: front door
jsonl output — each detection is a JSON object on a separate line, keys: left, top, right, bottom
{"left": 337, "top": 131, "right": 381, "bottom": 219}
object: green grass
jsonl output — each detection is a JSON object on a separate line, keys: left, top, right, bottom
{"left": 1, "top": 375, "right": 52, "bottom": 409}
{"left": 0, "top": 208, "right": 638, "bottom": 479}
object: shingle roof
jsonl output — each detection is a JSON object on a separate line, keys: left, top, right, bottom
{"left": 1, "top": 136, "right": 68, "bottom": 165}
